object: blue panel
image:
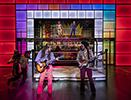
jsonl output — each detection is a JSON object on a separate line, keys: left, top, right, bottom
{"left": 104, "top": 5, "right": 115, "bottom": 10}
{"left": 104, "top": 11, "right": 115, "bottom": 21}
{"left": 82, "top": 4, "right": 92, "bottom": 10}
{"left": 16, "top": 4, "right": 26, "bottom": 10}
{"left": 16, "top": 11, "right": 26, "bottom": 21}
{"left": 71, "top": 4, "right": 81, "bottom": 10}
{"left": 93, "top": 4, "right": 103, "bottom": 10}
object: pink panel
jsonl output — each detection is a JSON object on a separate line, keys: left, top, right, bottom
{"left": 0, "top": 55, "right": 13, "bottom": 66}
{"left": 29, "top": 0, "right": 40, "bottom": 3}
{"left": 66, "top": 0, "right": 78, "bottom": 3}
{"left": 104, "top": 0, "right": 115, "bottom": 4}
{"left": 116, "top": 42, "right": 131, "bottom": 53}
{"left": 0, "top": 42, "right": 15, "bottom": 54}
{"left": 0, "top": 17, "right": 15, "bottom": 29}
{"left": 91, "top": 0, "right": 103, "bottom": 4}
{"left": 116, "top": 17, "right": 131, "bottom": 29}
{"left": 116, "top": 5, "right": 131, "bottom": 16}
{"left": 116, "top": 0, "right": 131, "bottom": 3}
{"left": 116, "top": 54, "right": 131, "bottom": 66}
{"left": 0, "top": 5, "right": 15, "bottom": 16}
{"left": 0, "top": 0, "right": 15, "bottom": 3}
{"left": 42, "top": 0, "right": 53, "bottom": 3}
{"left": 116, "top": 30, "right": 131, "bottom": 41}
{"left": 54, "top": 0, "right": 66, "bottom": 3}
{"left": 16, "top": 0, "right": 28, "bottom": 3}
{"left": 79, "top": 0, "right": 90, "bottom": 3}
{"left": 0, "top": 30, "right": 15, "bottom": 42}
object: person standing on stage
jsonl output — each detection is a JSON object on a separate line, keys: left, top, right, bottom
{"left": 56, "top": 21, "right": 64, "bottom": 38}
{"left": 69, "top": 21, "right": 77, "bottom": 38}
{"left": 35, "top": 43, "right": 59, "bottom": 98}
{"left": 7, "top": 49, "right": 21, "bottom": 76}
{"left": 76, "top": 41, "right": 97, "bottom": 95}
{"left": 7, "top": 51, "right": 30, "bottom": 87}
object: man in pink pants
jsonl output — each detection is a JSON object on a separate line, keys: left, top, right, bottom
{"left": 35, "top": 43, "right": 58, "bottom": 98}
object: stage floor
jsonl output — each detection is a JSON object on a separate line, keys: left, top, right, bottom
{"left": 34, "top": 66, "right": 106, "bottom": 81}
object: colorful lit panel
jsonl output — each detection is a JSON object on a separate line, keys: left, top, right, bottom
{"left": 16, "top": 32, "right": 27, "bottom": 38}
{"left": 42, "top": 0, "right": 53, "bottom": 3}
{"left": 104, "top": 4, "right": 115, "bottom": 9}
{"left": 0, "top": 55, "right": 13, "bottom": 66}
{"left": 91, "top": 0, "right": 103, "bottom": 4}
{"left": 60, "top": 5, "right": 70, "bottom": 10}
{"left": 0, "top": 17, "right": 15, "bottom": 29}
{"left": 104, "top": 21, "right": 115, "bottom": 31}
{"left": 116, "top": 17, "right": 131, "bottom": 29}
{"left": 104, "top": 11, "right": 115, "bottom": 21}
{"left": 0, "top": 5, "right": 15, "bottom": 16}
{"left": 27, "top": 19, "right": 34, "bottom": 27}
{"left": 95, "top": 11, "right": 103, "bottom": 18}
{"left": 116, "top": 0, "right": 131, "bottom": 4}
{"left": 27, "top": 11, "right": 33, "bottom": 18}
{"left": 0, "top": 30, "right": 15, "bottom": 42}
{"left": 0, "top": 0, "right": 15, "bottom": 3}
{"left": 60, "top": 11, "right": 68, "bottom": 18}
{"left": 116, "top": 30, "right": 131, "bottom": 41}
{"left": 38, "top": 5, "right": 48, "bottom": 10}
{"left": 49, "top": 5, "right": 59, "bottom": 10}
{"left": 16, "top": 11, "right": 26, "bottom": 21}
{"left": 103, "top": 31, "right": 115, "bottom": 38}
{"left": 29, "top": 0, "right": 40, "bottom": 3}
{"left": 18, "top": 42, "right": 27, "bottom": 54}
{"left": 16, "top": 0, "right": 28, "bottom": 3}
{"left": 27, "top": 4, "right": 37, "bottom": 10}
{"left": 86, "top": 11, "right": 94, "bottom": 18}
{"left": 116, "top": 5, "right": 131, "bottom": 16}
{"left": 71, "top": 5, "right": 81, "bottom": 10}
{"left": 79, "top": 0, "right": 90, "bottom": 4}
{"left": 103, "top": 41, "right": 114, "bottom": 53}
{"left": 95, "top": 19, "right": 103, "bottom": 28}
{"left": 116, "top": 42, "right": 131, "bottom": 53}
{"left": 116, "top": 54, "right": 131, "bottom": 66}
{"left": 16, "top": 4, "right": 26, "bottom": 10}
{"left": 93, "top": 4, "right": 103, "bottom": 10}
{"left": 69, "top": 11, "right": 77, "bottom": 18}
{"left": 54, "top": 0, "right": 65, "bottom": 3}
{"left": 34, "top": 11, "right": 42, "bottom": 18}
{"left": 78, "top": 11, "right": 85, "bottom": 18}
{"left": 104, "top": 0, "right": 115, "bottom": 4}
{"left": 16, "top": 22, "right": 26, "bottom": 29}
{"left": 82, "top": 4, "right": 92, "bottom": 10}
{"left": 52, "top": 11, "right": 60, "bottom": 18}
{"left": 0, "top": 42, "right": 15, "bottom": 54}
{"left": 66, "top": 0, "right": 78, "bottom": 3}
{"left": 43, "top": 11, "right": 51, "bottom": 18}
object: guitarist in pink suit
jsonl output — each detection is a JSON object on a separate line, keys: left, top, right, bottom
{"left": 76, "top": 41, "right": 97, "bottom": 95}
{"left": 35, "top": 43, "right": 59, "bottom": 98}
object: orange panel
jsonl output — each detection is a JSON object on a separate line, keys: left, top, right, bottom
{"left": 49, "top": 4, "right": 59, "bottom": 10}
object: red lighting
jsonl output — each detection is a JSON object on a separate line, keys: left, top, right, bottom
{"left": 29, "top": 0, "right": 40, "bottom": 3}
{"left": 116, "top": 17, "right": 131, "bottom": 29}
{"left": 116, "top": 54, "right": 131, "bottom": 66}
{"left": 42, "top": 0, "right": 53, "bottom": 3}
{"left": 116, "top": 5, "right": 131, "bottom": 16}
{"left": 91, "top": 0, "right": 103, "bottom": 4}
{"left": 54, "top": 0, "right": 65, "bottom": 3}
{"left": 104, "top": 0, "right": 115, "bottom": 4}
{"left": 16, "top": 0, "right": 28, "bottom": 3}
{"left": 116, "top": 0, "right": 131, "bottom": 3}
{"left": 0, "top": 0, "right": 15, "bottom": 3}
{"left": 0, "top": 5, "right": 15, "bottom": 16}
{"left": 0, "top": 55, "right": 13, "bottom": 66}
{"left": 66, "top": 0, "right": 78, "bottom": 4}
{"left": 0, "top": 17, "right": 15, "bottom": 29}
{"left": 79, "top": 0, "right": 90, "bottom": 4}
{"left": 0, "top": 42, "right": 15, "bottom": 54}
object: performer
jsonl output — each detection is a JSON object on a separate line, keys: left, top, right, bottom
{"left": 7, "top": 49, "right": 21, "bottom": 76}
{"left": 69, "top": 21, "right": 77, "bottom": 38}
{"left": 76, "top": 41, "right": 97, "bottom": 95}
{"left": 35, "top": 43, "right": 59, "bottom": 98}
{"left": 56, "top": 21, "right": 64, "bottom": 38}
{"left": 7, "top": 51, "right": 30, "bottom": 87}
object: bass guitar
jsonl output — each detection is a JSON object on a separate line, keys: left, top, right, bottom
{"left": 36, "top": 55, "right": 64, "bottom": 73}
{"left": 79, "top": 51, "right": 105, "bottom": 69}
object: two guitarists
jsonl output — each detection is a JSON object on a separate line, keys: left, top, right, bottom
{"left": 35, "top": 43, "right": 59, "bottom": 98}
{"left": 76, "top": 41, "right": 98, "bottom": 95}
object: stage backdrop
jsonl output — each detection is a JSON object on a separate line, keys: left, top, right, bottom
{"left": 0, "top": 0, "right": 131, "bottom": 66}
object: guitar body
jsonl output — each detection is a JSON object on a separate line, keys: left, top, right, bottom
{"left": 36, "top": 60, "right": 49, "bottom": 73}
{"left": 79, "top": 60, "right": 88, "bottom": 69}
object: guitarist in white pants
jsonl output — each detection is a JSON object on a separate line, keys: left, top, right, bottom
{"left": 76, "top": 41, "right": 97, "bottom": 95}
{"left": 35, "top": 43, "right": 58, "bottom": 98}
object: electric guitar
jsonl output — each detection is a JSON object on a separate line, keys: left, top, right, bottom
{"left": 36, "top": 55, "right": 64, "bottom": 73}
{"left": 79, "top": 51, "right": 105, "bottom": 69}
